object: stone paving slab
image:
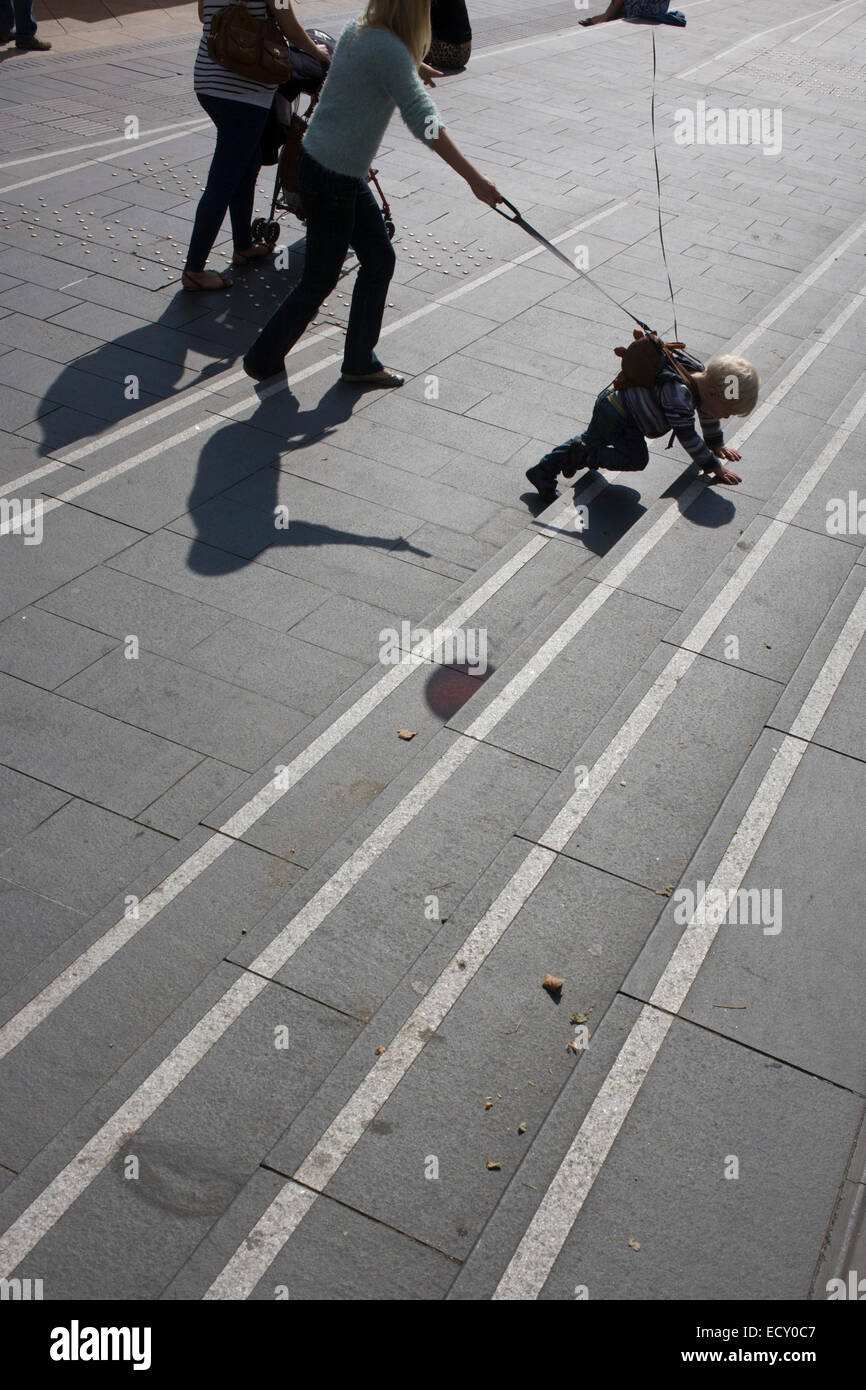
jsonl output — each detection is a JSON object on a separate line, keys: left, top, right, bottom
{"left": 0, "top": 605, "right": 116, "bottom": 689}
{"left": 450, "top": 998, "right": 861, "bottom": 1301}
{"left": 768, "top": 564, "right": 866, "bottom": 764}
{"left": 0, "top": 963, "right": 361, "bottom": 1298}
{"left": 57, "top": 647, "right": 314, "bottom": 771}
{"left": 163, "top": 1166, "right": 457, "bottom": 1301}
{"left": 0, "top": 883, "right": 87, "bottom": 999}
{"left": 0, "top": 501, "right": 145, "bottom": 621}
{"left": 226, "top": 733, "right": 555, "bottom": 1021}
{"left": 648, "top": 734, "right": 865, "bottom": 1094}
{"left": 518, "top": 643, "right": 781, "bottom": 893}
{"left": 0, "top": 669, "right": 199, "bottom": 817}
{"left": 0, "top": 832, "right": 303, "bottom": 1169}
{"left": 268, "top": 839, "right": 660, "bottom": 1262}
{"left": 0, "top": 795, "right": 173, "bottom": 917}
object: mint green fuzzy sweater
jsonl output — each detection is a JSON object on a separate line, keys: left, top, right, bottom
{"left": 303, "top": 19, "right": 441, "bottom": 179}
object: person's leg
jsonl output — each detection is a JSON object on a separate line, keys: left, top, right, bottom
{"left": 227, "top": 145, "right": 266, "bottom": 259}
{"left": 0, "top": 0, "right": 14, "bottom": 37}
{"left": 529, "top": 389, "right": 614, "bottom": 490}
{"left": 341, "top": 180, "right": 396, "bottom": 376}
{"left": 12, "top": 0, "right": 37, "bottom": 39}
{"left": 185, "top": 96, "right": 269, "bottom": 283}
{"left": 579, "top": 0, "right": 625, "bottom": 25}
{"left": 244, "top": 153, "right": 356, "bottom": 378}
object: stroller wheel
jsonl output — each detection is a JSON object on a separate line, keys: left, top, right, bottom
{"left": 385, "top": 218, "right": 395, "bottom": 240}
{"left": 251, "top": 217, "right": 268, "bottom": 241}
{"left": 264, "top": 220, "right": 281, "bottom": 245}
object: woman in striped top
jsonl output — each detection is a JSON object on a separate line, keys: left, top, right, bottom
{"left": 183, "top": 0, "right": 331, "bottom": 291}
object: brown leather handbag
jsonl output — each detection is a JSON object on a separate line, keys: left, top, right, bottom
{"left": 207, "top": 0, "right": 293, "bottom": 85}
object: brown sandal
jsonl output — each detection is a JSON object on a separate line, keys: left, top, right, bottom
{"left": 182, "top": 270, "right": 233, "bottom": 292}
{"left": 232, "top": 242, "right": 273, "bottom": 266}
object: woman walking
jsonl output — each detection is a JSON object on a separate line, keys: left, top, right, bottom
{"left": 243, "top": 0, "right": 501, "bottom": 387}
{"left": 184, "top": 0, "right": 331, "bottom": 291}
{"left": 427, "top": 0, "right": 472, "bottom": 70}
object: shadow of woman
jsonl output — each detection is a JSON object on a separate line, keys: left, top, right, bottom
{"left": 33, "top": 296, "right": 233, "bottom": 459}
{"left": 184, "top": 383, "right": 432, "bottom": 575}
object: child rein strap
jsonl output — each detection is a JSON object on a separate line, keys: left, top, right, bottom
{"left": 493, "top": 197, "right": 654, "bottom": 336}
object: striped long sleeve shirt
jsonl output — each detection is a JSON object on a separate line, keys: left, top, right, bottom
{"left": 620, "top": 368, "right": 725, "bottom": 472}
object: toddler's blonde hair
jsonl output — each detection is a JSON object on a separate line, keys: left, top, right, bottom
{"left": 705, "top": 355, "right": 760, "bottom": 416}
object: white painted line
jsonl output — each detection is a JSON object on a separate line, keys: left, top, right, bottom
{"left": 496, "top": 1003, "right": 674, "bottom": 1300}
{"left": 791, "top": 0, "right": 865, "bottom": 45}
{"left": 677, "top": 3, "right": 853, "bottom": 81}
{"left": 0, "top": 460, "right": 76, "bottom": 501}
{"left": 0, "top": 125, "right": 211, "bottom": 197}
{"left": 202, "top": 348, "right": 866, "bottom": 1302}
{"left": 0, "top": 117, "right": 210, "bottom": 172}
{"left": 495, "top": 581, "right": 866, "bottom": 1299}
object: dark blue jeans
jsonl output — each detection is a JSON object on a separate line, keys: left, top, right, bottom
{"left": 0, "top": 0, "right": 37, "bottom": 40}
{"left": 538, "top": 388, "right": 649, "bottom": 479}
{"left": 245, "top": 148, "right": 396, "bottom": 377}
{"left": 185, "top": 94, "right": 269, "bottom": 273}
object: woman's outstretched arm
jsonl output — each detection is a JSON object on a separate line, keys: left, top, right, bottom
{"left": 430, "top": 127, "right": 502, "bottom": 206}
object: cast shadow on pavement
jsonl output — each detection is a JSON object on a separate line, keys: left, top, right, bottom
{"left": 183, "top": 383, "right": 432, "bottom": 575}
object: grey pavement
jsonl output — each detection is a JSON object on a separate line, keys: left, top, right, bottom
{"left": 0, "top": 0, "right": 865, "bottom": 1307}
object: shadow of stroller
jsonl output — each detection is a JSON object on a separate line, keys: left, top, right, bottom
{"left": 184, "top": 382, "right": 432, "bottom": 575}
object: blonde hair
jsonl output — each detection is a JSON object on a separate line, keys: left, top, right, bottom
{"left": 360, "top": 0, "right": 432, "bottom": 67}
{"left": 705, "top": 355, "right": 760, "bottom": 416}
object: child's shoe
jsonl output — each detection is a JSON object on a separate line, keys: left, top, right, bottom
{"left": 525, "top": 462, "right": 559, "bottom": 498}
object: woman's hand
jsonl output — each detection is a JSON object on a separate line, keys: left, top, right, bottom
{"left": 419, "top": 62, "right": 442, "bottom": 87}
{"left": 468, "top": 170, "right": 502, "bottom": 207}
{"left": 313, "top": 42, "right": 331, "bottom": 66}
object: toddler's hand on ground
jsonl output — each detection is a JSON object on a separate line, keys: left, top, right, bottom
{"left": 712, "top": 465, "right": 742, "bottom": 485}
{"left": 714, "top": 445, "right": 741, "bottom": 462}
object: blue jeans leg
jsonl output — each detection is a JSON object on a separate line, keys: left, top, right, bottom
{"left": 0, "top": 0, "right": 37, "bottom": 38}
{"left": 246, "top": 151, "right": 394, "bottom": 377}
{"left": 342, "top": 179, "right": 395, "bottom": 374}
{"left": 583, "top": 393, "right": 649, "bottom": 471}
{"left": 536, "top": 391, "right": 648, "bottom": 480}
{"left": 185, "top": 94, "right": 269, "bottom": 273}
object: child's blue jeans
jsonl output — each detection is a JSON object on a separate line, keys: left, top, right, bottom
{"left": 537, "top": 388, "right": 649, "bottom": 481}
